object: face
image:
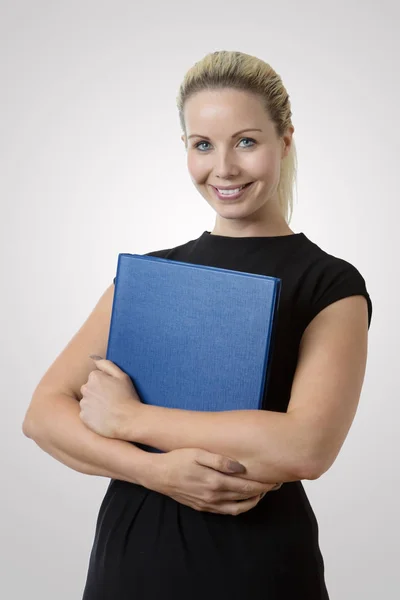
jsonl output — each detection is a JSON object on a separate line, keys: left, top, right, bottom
{"left": 181, "top": 88, "right": 294, "bottom": 233}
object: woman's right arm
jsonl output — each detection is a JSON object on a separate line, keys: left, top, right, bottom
{"left": 23, "top": 389, "right": 162, "bottom": 486}
{"left": 22, "top": 283, "right": 160, "bottom": 487}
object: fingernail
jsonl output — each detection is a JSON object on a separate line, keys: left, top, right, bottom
{"left": 228, "top": 460, "right": 246, "bottom": 473}
{"left": 89, "top": 354, "right": 103, "bottom": 360}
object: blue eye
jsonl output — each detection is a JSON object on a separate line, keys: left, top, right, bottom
{"left": 194, "top": 138, "right": 256, "bottom": 151}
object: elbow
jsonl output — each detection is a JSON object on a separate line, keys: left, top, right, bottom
{"left": 22, "top": 393, "right": 50, "bottom": 440}
{"left": 299, "top": 461, "right": 321, "bottom": 481}
{"left": 299, "top": 452, "right": 333, "bottom": 481}
{"left": 22, "top": 414, "right": 36, "bottom": 439}
{"left": 295, "top": 452, "right": 324, "bottom": 481}
{"left": 22, "top": 406, "right": 42, "bottom": 441}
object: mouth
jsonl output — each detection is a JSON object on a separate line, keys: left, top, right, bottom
{"left": 211, "top": 182, "right": 254, "bottom": 201}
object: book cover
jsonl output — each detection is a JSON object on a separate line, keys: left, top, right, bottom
{"left": 107, "top": 253, "right": 281, "bottom": 451}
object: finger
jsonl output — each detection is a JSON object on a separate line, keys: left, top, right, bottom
{"left": 208, "top": 467, "right": 276, "bottom": 494}
{"left": 209, "top": 495, "right": 261, "bottom": 516}
{"left": 271, "top": 483, "right": 283, "bottom": 491}
{"left": 89, "top": 355, "right": 128, "bottom": 380}
{"left": 194, "top": 449, "right": 246, "bottom": 474}
{"left": 259, "top": 483, "right": 283, "bottom": 496}
{"left": 209, "top": 480, "right": 274, "bottom": 501}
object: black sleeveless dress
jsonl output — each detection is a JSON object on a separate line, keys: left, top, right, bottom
{"left": 82, "top": 230, "right": 372, "bottom": 599}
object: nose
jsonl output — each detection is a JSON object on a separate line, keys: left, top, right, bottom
{"left": 213, "top": 149, "right": 240, "bottom": 180}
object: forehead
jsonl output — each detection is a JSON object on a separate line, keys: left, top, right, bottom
{"left": 184, "top": 88, "right": 273, "bottom": 134}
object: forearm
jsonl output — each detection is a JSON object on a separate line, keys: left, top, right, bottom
{"left": 23, "top": 393, "right": 160, "bottom": 488}
{"left": 126, "top": 406, "right": 313, "bottom": 484}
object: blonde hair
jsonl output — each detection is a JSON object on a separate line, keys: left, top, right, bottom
{"left": 176, "top": 50, "right": 297, "bottom": 224}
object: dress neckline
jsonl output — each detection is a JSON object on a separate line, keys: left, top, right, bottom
{"left": 201, "top": 230, "right": 306, "bottom": 241}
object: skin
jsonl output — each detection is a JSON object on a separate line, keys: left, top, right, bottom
{"left": 180, "top": 87, "right": 295, "bottom": 239}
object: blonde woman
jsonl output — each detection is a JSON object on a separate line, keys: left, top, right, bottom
{"left": 23, "top": 51, "right": 372, "bottom": 599}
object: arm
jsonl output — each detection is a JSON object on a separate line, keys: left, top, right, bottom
{"left": 121, "top": 295, "right": 369, "bottom": 484}
{"left": 22, "top": 283, "right": 162, "bottom": 489}
{"left": 124, "top": 406, "right": 304, "bottom": 484}
{"left": 23, "top": 391, "right": 160, "bottom": 488}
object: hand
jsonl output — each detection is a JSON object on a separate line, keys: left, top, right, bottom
{"left": 148, "top": 447, "right": 283, "bottom": 516}
{"left": 79, "top": 356, "right": 142, "bottom": 438}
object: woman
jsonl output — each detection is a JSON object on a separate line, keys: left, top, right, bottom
{"left": 23, "top": 51, "right": 372, "bottom": 599}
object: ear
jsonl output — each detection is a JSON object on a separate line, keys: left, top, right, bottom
{"left": 181, "top": 134, "right": 187, "bottom": 148}
{"left": 281, "top": 125, "right": 294, "bottom": 159}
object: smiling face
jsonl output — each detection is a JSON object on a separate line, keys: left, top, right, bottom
{"left": 181, "top": 88, "right": 294, "bottom": 236}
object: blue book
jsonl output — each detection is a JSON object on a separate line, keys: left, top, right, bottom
{"left": 107, "top": 253, "right": 281, "bottom": 452}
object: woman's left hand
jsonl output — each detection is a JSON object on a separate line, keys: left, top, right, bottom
{"left": 79, "top": 356, "right": 142, "bottom": 439}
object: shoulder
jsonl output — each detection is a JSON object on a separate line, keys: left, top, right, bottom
{"left": 295, "top": 234, "right": 373, "bottom": 331}
{"left": 300, "top": 235, "right": 367, "bottom": 291}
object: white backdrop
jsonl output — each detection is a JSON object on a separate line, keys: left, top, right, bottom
{"left": 1, "top": 1, "right": 398, "bottom": 598}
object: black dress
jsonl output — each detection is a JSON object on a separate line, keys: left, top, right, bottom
{"left": 82, "top": 230, "right": 372, "bottom": 599}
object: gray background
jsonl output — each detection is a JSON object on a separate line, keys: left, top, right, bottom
{"left": 1, "top": 0, "right": 398, "bottom": 598}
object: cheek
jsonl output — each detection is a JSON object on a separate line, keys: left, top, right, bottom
{"left": 187, "top": 153, "right": 206, "bottom": 183}
{"left": 249, "top": 149, "right": 280, "bottom": 180}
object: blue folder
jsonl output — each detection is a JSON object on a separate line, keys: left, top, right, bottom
{"left": 107, "top": 253, "right": 281, "bottom": 452}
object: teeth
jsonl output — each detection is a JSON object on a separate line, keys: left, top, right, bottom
{"left": 217, "top": 185, "right": 245, "bottom": 195}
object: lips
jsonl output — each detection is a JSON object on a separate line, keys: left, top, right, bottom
{"left": 211, "top": 181, "right": 254, "bottom": 201}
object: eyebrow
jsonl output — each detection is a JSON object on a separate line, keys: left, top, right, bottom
{"left": 187, "top": 128, "right": 263, "bottom": 141}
